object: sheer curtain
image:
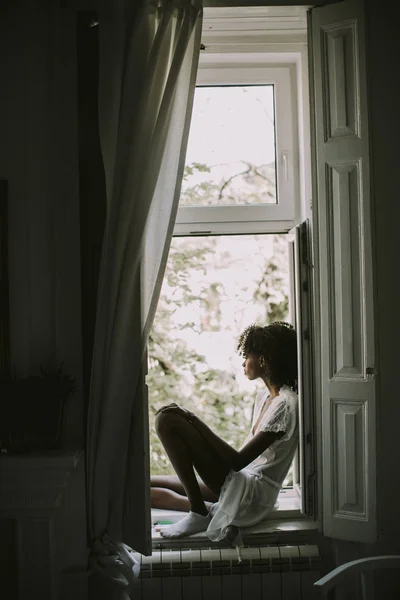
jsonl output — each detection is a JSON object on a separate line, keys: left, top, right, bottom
{"left": 86, "top": 0, "right": 203, "bottom": 588}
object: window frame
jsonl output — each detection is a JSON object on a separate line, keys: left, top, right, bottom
{"left": 150, "top": 9, "right": 317, "bottom": 541}
{"left": 174, "top": 63, "right": 300, "bottom": 236}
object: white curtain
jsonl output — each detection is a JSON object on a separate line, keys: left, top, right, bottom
{"left": 86, "top": 0, "right": 203, "bottom": 587}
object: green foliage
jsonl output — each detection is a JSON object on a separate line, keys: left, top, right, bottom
{"left": 253, "top": 234, "right": 290, "bottom": 323}
{"left": 180, "top": 161, "right": 276, "bottom": 207}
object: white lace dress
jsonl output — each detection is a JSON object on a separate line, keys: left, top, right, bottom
{"left": 206, "top": 384, "right": 298, "bottom": 544}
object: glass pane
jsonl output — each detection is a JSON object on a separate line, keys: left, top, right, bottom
{"left": 181, "top": 85, "right": 277, "bottom": 207}
{"left": 148, "top": 234, "right": 291, "bottom": 481}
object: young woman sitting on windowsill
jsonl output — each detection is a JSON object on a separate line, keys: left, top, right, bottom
{"left": 151, "top": 321, "right": 298, "bottom": 546}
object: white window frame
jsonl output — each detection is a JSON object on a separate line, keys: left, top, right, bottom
{"left": 174, "top": 62, "right": 300, "bottom": 236}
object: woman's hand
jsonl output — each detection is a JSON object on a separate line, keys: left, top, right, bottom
{"left": 155, "top": 402, "right": 179, "bottom": 416}
{"left": 155, "top": 403, "right": 196, "bottom": 423}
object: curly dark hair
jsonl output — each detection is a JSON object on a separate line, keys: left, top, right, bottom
{"left": 237, "top": 321, "right": 298, "bottom": 392}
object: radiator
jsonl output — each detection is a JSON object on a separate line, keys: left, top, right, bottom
{"left": 132, "top": 544, "right": 320, "bottom": 600}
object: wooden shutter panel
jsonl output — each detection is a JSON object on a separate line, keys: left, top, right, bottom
{"left": 309, "top": 0, "right": 377, "bottom": 542}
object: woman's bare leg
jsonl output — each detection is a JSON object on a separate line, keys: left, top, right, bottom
{"left": 155, "top": 410, "right": 229, "bottom": 516}
{"left": 151, "top": 474, "right": 219, "bottom": 506}
{"left": 151, "top": 487, "right": 191, "bottom": 511}
{"left": 151, "top": 475, "right": 186, "bottom": 494}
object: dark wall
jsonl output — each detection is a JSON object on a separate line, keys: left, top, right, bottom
{"left": 0, "top": 520, "right": 17, "bottom": 599}
{"left": 0, "top": 2, "right": 84, "bottom": 442}
{"left": 365, "top": 0, "right": 400, "bottom": 548}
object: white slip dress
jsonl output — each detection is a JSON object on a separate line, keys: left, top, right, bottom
{"left": 206, "top": 384, "right": 299, "bottom": 548}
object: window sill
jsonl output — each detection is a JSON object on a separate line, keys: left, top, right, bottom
{"left": 151, "top": 489, "right": 319, "bottom": 550}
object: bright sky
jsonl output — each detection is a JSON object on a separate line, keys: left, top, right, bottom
{"left": 182, "top": 85, "right": 276, "bottom": 192}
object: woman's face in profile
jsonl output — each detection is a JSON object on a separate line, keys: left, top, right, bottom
{"left": 242, "top": 353, "right": 263, "bottom": 381}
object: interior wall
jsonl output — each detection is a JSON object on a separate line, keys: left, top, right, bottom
{"left": 365, "top": 0, "right": 400, "bottom": 549}
{"left": 0, "top": 2, "right": 84, "bottom": 443}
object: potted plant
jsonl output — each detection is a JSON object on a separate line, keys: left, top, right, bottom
{"left": 0, "top": 363, "right": 75, "bottom": 454}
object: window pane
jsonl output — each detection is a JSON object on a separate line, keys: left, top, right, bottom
{"left": 148, "top": 234, "right": 292, "bottom": 484}
{"left": 181, "top": 86, "right": 277, "bottom": 207}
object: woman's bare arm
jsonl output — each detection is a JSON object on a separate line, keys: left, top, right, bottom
{"left": 190, "top": 414, "right": 284, "bottom": 472}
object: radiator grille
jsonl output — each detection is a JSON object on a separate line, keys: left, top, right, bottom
{"left": 133, "top": 544, "right": 320, "bottom": 599}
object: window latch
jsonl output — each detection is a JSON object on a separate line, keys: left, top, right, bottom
{"left": 281, "top": 150, "right": 289, "bottom": 182}
{"left": 366, "top": 367, "right": 376, "bottom": 380}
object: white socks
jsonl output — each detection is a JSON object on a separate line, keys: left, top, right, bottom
{"left": 160, "top": 511, "right": 211, "bottom": 539}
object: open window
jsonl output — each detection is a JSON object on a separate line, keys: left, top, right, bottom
{"left": 149, "top": 6, "right": 313, "bottom": 528}
{"left": 148, "top": 0, "right": 377, "bottom": 546}
{"left": 175, "top": 64, "right": 299, "bottom": 233}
